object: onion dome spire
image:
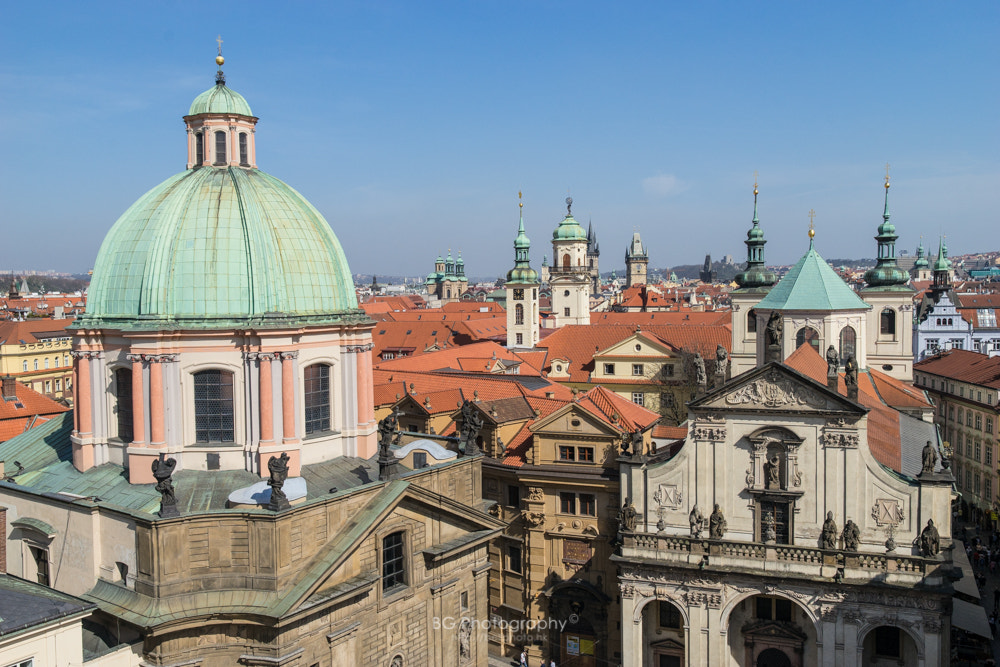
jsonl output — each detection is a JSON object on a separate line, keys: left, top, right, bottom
{"left": 508, "top": 192, "right": 539, "bottom": 283}
{"left": 864, "top": 166, "right": 910, "bottom": 288}
{"left": 735, "top": 176, "right": 777, "bottom": 289}
{"left": 932, "top": 236, "right": 952, "bottom": 290}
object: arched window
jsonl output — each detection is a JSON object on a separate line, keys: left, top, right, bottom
{"left": 22, "top": 360, "right": 27, "bottom": 372}
{"left": 195, "top": 132, "right": 204, "bottom": 165}
{"left": 194, "top": 369, "right": 235, "bottom": 443}
{"left": 44, "top": 358, "right": 49, "bottom": 369}
{"left": 64, "top": 354, "right": 69, "bottom": 366}
{"left": 747, "top": 309, "right": 757, "bottom": 334}
{"left": 114, "top": 368, "right": 133, "bottom": 442}
{"left": 33, "top": 359, "right": 38, "bottom": 371}
{"left": 239, "top": 132, "right": 248, "bottom": 165}
{"left": 304, "top": 364, "right": 331, "bottom": 435}
{"left": 515, "top": 303, "right": 524, "bottom": 325}
{"left": 562, "top": 254, "right": 571, "bottom": 269}
{"left": 880, "top": 308, "right": 896, "bottom": 337}
{"left": 795, "top": 327, "right": 820, "bottom": 351}
{"left": 839, "top": 326, "right": 857, "bottom": 361}
{"left": 214, "top": 130, "right": 227, "bottom": 165}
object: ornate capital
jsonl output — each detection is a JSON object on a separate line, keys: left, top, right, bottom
{"left": 125, "top": 353, "right": 144, "bottom": 363}
{"left": 279, "top": 351, "right": 299, "bottom": 360}
{"left": 345, "top": 343, "right": 374, "bottom": 353}
{"left": 71, "top": 350, "right": 101, "bottom": 360}
{"left": 144, "top": 353, "right": 178, "bottom": 363}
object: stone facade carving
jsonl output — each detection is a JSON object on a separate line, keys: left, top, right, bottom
{"left": 653, "top": 484, "right": 683, "bottom": 509}
{"left": 522, "top": 510, "right": 545, "bottom": 528}
{"left": 527, "top": 487, "right": 544, "bottom": 502}
{"left": 821, "top": 430, "right": 859, "bottom": 448}
{"left": 725, "top": 375, "right": 827, "bottom": 409}
{"left": 871, "top": 498, "right": 904, "bottom": 526}
{"left": 693, "top": 426, "right": 726, "bottom": 441}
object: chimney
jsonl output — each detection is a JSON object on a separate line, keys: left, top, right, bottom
{"left": 1, "top": 376, "right": 16, "bottom": 401}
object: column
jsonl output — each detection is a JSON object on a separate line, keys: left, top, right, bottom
{"left": 149, "top": 356, "right": 165, "bottom": 447}
{"left": 280, "top": 351, "right": 298, "bottom": 444}
{"left": 259, "top": 353, "right": 274, "bottom": 444}
{"left": 75, "top": 352, "right": 92, "bottom": 437}
{"left": 352, "top": 342, "right": 377, "bottom": 458}
{"left": 127, "top": 355, "right": 145, "bottom": 446}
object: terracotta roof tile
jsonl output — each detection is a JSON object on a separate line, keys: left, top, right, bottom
{"left": 575, "top": 385, "right": 660, "bottom": 433}
{"left": 0, "top": 381, "right": 69, "bottom": 443}
{"left": 915, "top": 349, "right": 1000, "bottom": 389}
{"left": 0, "top": 319, "right": 75, "bottom": 345}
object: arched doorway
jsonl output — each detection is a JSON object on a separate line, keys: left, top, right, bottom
{"left": 757, "top": 647, "right": 792, "bottom": 667}
{"left": 860, "top": 625, "right": 919, "bottom": 665}
{"left": 544, "top": 581, "right": 609, "bottom": 667}
{"left": 727, "top": 594, "right": 814, "bottom": 667}
{"left": 640, "top": 598, "right": 685, "bottom": 667}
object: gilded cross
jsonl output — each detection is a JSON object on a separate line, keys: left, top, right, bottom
{"left": 885, "top": 161, "right": 891, "bottom": 187}
{"left": 753, "top": 170, "right": 759, "bottom": 189}
{"left": 808, "top": 209, "right": 816, "bottom": 235}
{"left": 217, "top": 35, "right": 224, "bottom": 56}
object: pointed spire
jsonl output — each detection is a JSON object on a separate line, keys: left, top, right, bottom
{"left": 864, "top": 168, "right": 909, "bottom": 289}
{"left": 735, "top": 177, "right": 776, "bottom": 289}
{"left": 508, "top": 191, "right": 538, "bottom": 284}
{"left": 215, "top": 35, "right": 226, "bottom": 86}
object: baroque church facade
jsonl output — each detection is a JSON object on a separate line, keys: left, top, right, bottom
{"left": 0, "top": 56, "right": 500, "bottom": 667}
{"left": 615, "top": 180, "right": 955, "bottom": 666}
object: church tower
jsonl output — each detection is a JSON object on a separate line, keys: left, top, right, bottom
{"left": 586, "top": 221, "right": 601, "bottom": 294}
{"left": 730, "top": 181, "right": 778, "bottom": 375}
{"left": 625, "top": 231, "right": 649, "bottom": 288}
{"left": 506, "top": 193, "right": 540, "bottom": 349}
{"left": 549, "top": 197, "right": 591, "bottom": 326}
{"left": 860, "top": 170, "right": 914, "bottom": 380}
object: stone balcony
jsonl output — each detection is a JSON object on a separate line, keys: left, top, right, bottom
{"left": 620, "top": 531, "right": 945, "bottom": 588}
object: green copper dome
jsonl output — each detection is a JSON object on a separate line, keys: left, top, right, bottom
{"left": 79, "top": 167, "right": 360, "bottom": 329}
{"left": 552, "top": 197, "right": 587, "bottom": 241}
{"left": 188, "top": 83, "right": 253, "bottom": 117}
{"left": 507, "top": 216, "right": 538, "bottom": 284}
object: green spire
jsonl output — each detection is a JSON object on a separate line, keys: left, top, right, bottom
{"left": 735, "top": 181, "right": 777, "bottom": 289}
{"left": 914, "top": 236, "right": 929, "bottom": 270}
{"left": 863, "top": 172, "right": 909, "bottom": 288}
{"left": 507, "top": 195, "right": 538, "bottom": 284}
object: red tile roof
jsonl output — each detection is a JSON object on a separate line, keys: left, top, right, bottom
{"left": 915, "top": 349, "right": 1000, "bottom": 388}
{"left": 573, "top": 385, "right": 661, "bottom": 433}
{"left": 374, "top": 341, "right": 538, "bottom": 376}
{"left": 0, "top": 318, "right": 75, "bottom": 345}
{"left": 0, "top": 380, "right": 69, "bottom": 443}
{"left": 373, "top": 369, "right": 573, "bottom": 409}
{"left": 537, "top": 324, "right": 731, "bottom": 382}
{"left": 589, "top": 311, "right": 731, "bottom": 326}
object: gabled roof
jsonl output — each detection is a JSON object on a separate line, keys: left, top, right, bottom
{"left": 0, "top": 573, "right": 96, "bottom": 639}
{"left": 915, "top": 349, "right": 1000, "bottom": 388}
{"left": 0, "top": 380, "right": 70, "bottom": 442}
{"left": 373, "top": 369, "right": 573, "bottom": 409}
{"left": 755, "top": 246, "right": 870, "bottom": 311}
{"left": 0, "top": 318, "right": 74, "bottom": 346}
{"left": 374, "top": 341, "right": 532, "bottom": 375}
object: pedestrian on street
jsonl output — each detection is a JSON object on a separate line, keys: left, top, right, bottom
{"left": 520, "top": 649, "right": 528, "bottom": 667}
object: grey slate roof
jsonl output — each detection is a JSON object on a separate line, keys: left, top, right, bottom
{"left": 0, "top": 573, "right": 95, "bottom": 638}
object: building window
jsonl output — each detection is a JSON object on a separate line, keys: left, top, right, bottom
{"left": 563, "top": 307, "right": 570, "bottom": 316}
{"left": 54, "top": 379, "right": 61, "bottom": 391}
{"left": 795, "top": 326, "right": 820, "bottom": 351}
{"left": 968, "top": 412, "right": 974, "bottom": 427}
{"left": 975, "top": 440, "right": 982, "bottom": 461}
{"left": 515, "top": 303, "right": 524, "bottom": 325}
{"left": 632, "top": 363, "right": 644, "bottom": 376}
{"left": 29, "top": 545, "right": 49, "bottom": 586}
{"left": 507, "top": 484, "right": 520, "bottom": 508}
{"left": 43, "top": 357, "right": 50, "bottom": 369}
{"left": 659, "top": 601, "right": 683, "bottom": 629}
{"left": 839, "top": 326, "right": 857, "bottom": 361}
{"left": 880, "top": 308, "right": 896, "bottom": 336}
{"left": 987, "top": 445, "right": 994, "bottom": 466}
{"left": 747, "top": 309, "right": 757, "bottom": 334}
{"left": 33, "top": 359, "right": 38, "bottom": 370}
{"left": 660, "top": 392, "right": 674, "bottom": 408}
{"left": 758, "top": 501, "right": 790, "bottom": 544}
{"left": 195, "top": 132, "right": 204, "bottom": 164}
{"left": 632, "top": 392, "right": 645, "bottom": 406}
{"left": 44, "top": 380, "right": 51, "bottom": 392}
{"left": 516, "top": 333, "right": 523, "bottom": 345}
{"left": 382, "top": 532, "right": 406, "bottom": 592}
{"left": 64, "top": 354, "right": 69, "bottom": 366}
{"left": 949, "top": 406, "right": 955, "bottom": 421}
{"left": 239, "top": 132, "right": 248, "bottom": 165}
{"left": 114, "top": 368, "right": 133, "bottom": 442}
{"left": 560, "top": 492, "right": 576, "bottom": 514}
{"left": 755, "top": 596, "right": 792, "bottom": 622}
{"left": 303, "top": 364, "right": 331, "bottom": 435}
{"left": 558, "top": 446, "right": 575, "bottom": 461}
{"left": 987, "top": 479, "right": 993, "bottom": 502}
{"left": 22, "top": 360, "right": 27, "bottom": 372}
{"left": 193, "top": 369, "right": 235, "bottom": 443}
{"left": 662, "top": 364, "right": 675, "bottom": 377}
{"left": 873, "top": 627, "right": 901, "bottom": 658}
{"left": 506, "top": 544, "right": 522, "bottom": 574}
{"left": 214, "top": 130, "right": 227, "bottom": 164}
{"left": 604, "top": 363, "right": 615, "bottom": 375}
{"left": 976, "top": 414, "right": 983, "bottom": 430}
{"left": 579, "top": 493, "right": 596, "bottom": 516}
{"left": 987, "top": 418, "right": 994, "bottom": 434}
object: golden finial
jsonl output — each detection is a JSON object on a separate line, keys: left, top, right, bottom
{"left": 884, "top": 162, "right": 891, "bottom": 189}
{"left": 518, "top": 190, "right": 523, "bottom": 209}
{"left": 808, "top": 209, "right": 816, "bottom": 239}
{"left": 753, "top": 170, "right": 759, "bottom": 196}
{"left": 216, "top": 35, "right": 225, "bottom": 66}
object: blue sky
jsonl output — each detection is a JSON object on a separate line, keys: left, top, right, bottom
{"left": 1, "top": 2, "right": 997, "bottom": 278}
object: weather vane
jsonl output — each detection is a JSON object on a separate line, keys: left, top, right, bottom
{"left": 808, "top": 209, "right": 816, "bottom": 239}
{"left": 518, "top": 190, "right": 522, "bottom": 209}
{"left": 885, "top": 162, "right": 891, "bottom": 189}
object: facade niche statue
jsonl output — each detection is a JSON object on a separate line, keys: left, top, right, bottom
{"left": 765, "top": 454, "right": 782, "bottom": 490}
{"left": 709, "top": 504, "right": 727, "bottom": 539}
{"left": 821, "top": 511, "right": 838, "bottom": 550}
{"left": 841, "top": 519, "right": 860, "bottom": 551}
{"left": 619, "top": 498, "right": 637, "bottom": 533}
{"left": 919, "top": 519, "right": 940, "bottom": 557}
{"left": 762, "top": 511, "right": 776, "bottom": 543}
{"left": 267, "top": 452, "right": 291, "bottom": 511}
{"left": 689, "top": 505, "right": 705, "bottom": 538}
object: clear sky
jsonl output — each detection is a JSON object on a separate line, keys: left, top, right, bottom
{"left": 1, "top": 2, "right": 997, "bottom": 279}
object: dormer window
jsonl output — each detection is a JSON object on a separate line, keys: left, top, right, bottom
{"left": 239, "top": 133, "right": 248, "bottom": 165}
{"left": 214, "top": 130, "right": 227, "bottom": 165}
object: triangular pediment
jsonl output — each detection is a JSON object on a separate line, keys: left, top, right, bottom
{"left": 530, "top": 402, "right": 620, "bottom": 437}
{"left": 649, "top": 637, "right": 685, "bottom": 652}
{"left": 741, "top": 619, "right": 809, "bottom": 641}
{"left": 596, "top": 332, "right": 678, "bottom": 359}
{"left": 691, "top": 363, "right": 867, "bottom": 416}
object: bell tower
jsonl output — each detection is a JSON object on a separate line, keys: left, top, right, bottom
{"left": 506, "top": 193, "right": 540, "bottom": 348}
{"left": 549, "top": 197, "right": 591, "bottom": 326}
